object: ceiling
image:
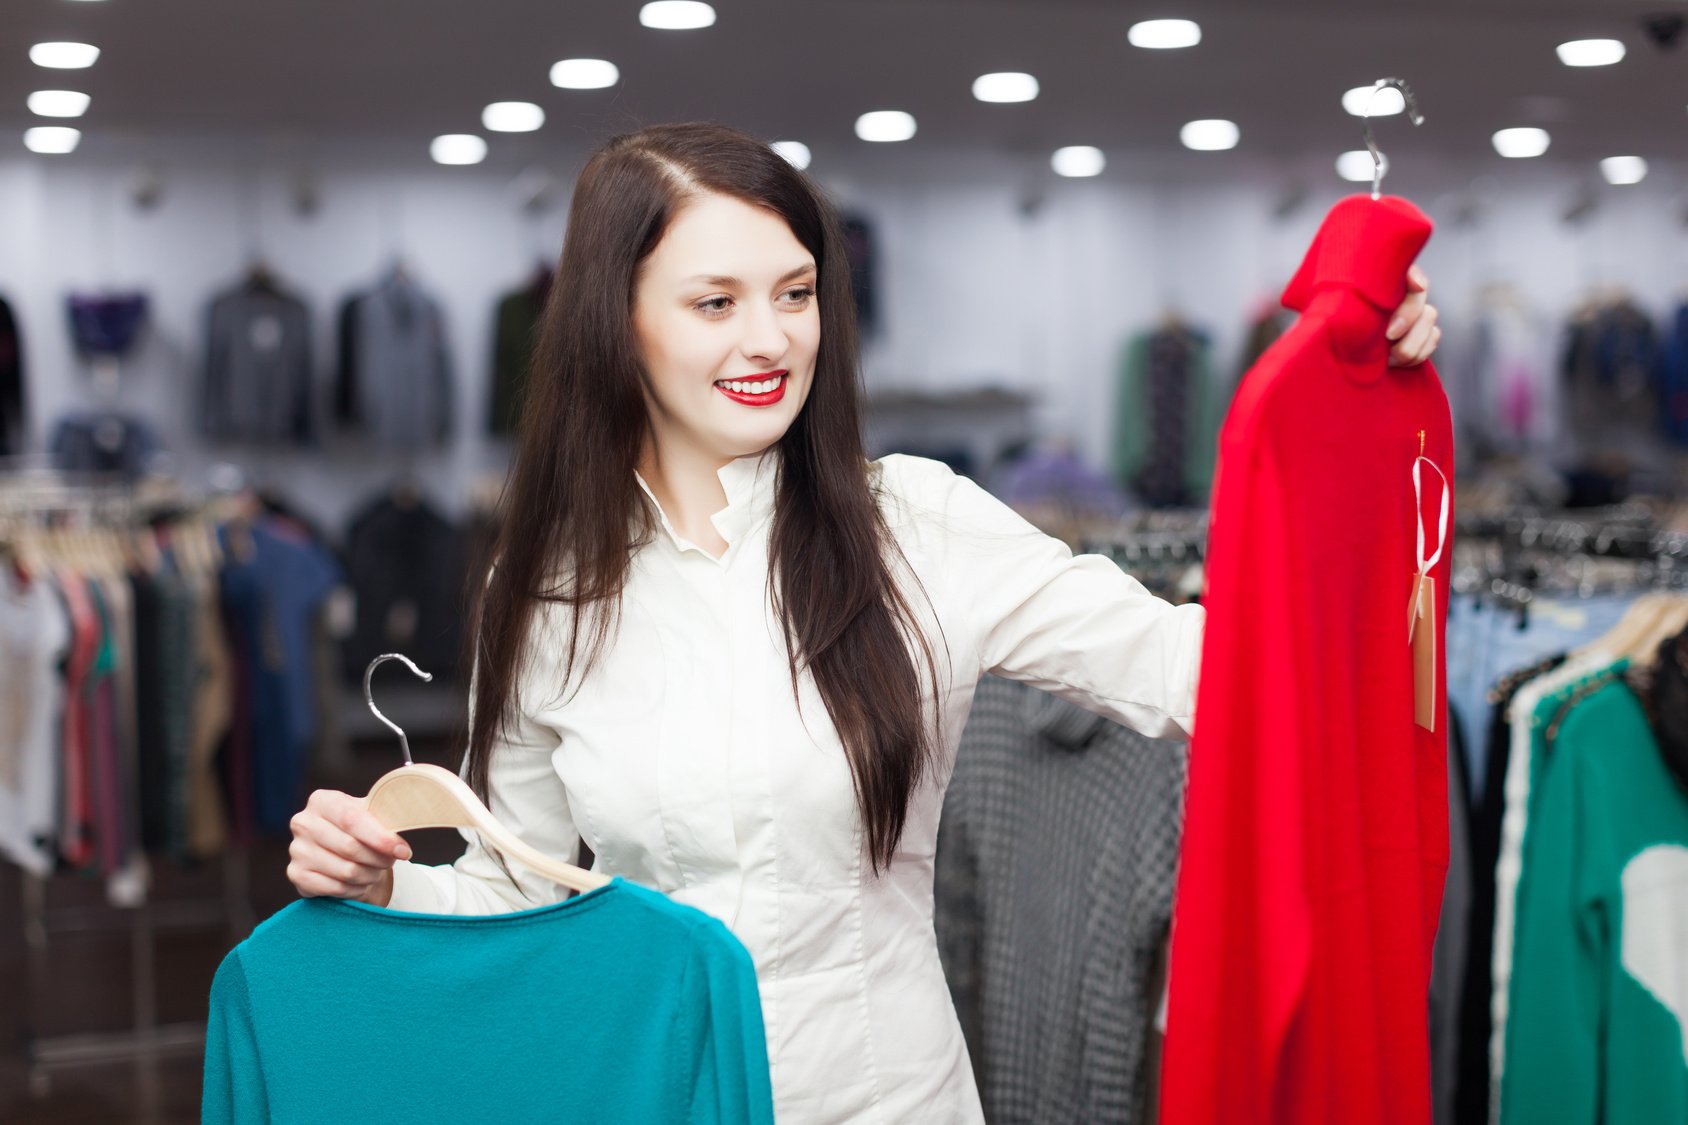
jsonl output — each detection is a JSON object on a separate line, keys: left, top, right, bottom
{"left": 1, "top": 0, "right": 1684, "bottom": 175}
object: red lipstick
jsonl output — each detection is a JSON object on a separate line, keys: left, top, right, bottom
{"left": 714, "top": 370, "right": 788, "bottom": 407}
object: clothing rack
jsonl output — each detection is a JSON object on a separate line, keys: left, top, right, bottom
{"left": 1452, "top": 505, "right": 1688, "bottom": 611}
{"left": 0, "top": 475, "right": 255, "bottom": 1096}
{"left": 1081, "top": 511, "right": 1208, "bottom": 602}
{"left": 19, "top": 853, "right": 257, "bottom": 1097}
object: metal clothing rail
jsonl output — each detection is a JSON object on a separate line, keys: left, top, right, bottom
{"left": 18, "top": 849, "right": 257, "bottom": 1098}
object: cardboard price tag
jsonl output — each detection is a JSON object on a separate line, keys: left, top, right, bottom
{"left": 1408, "top": 572, "right": 1436, "bottom": 732}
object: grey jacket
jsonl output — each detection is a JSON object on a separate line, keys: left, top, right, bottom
{"left": 336, "top": 271, "right": 453, "bottom": 449}
{"left": 201, "top": 279, "right": 315, "bottom": 445}
{"left": 936, "top": 675, "right": 1186, "bottom": 1124}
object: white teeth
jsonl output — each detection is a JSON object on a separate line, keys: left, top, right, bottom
{"left": 718, "top": 376, "right": 782, "bottom": 394}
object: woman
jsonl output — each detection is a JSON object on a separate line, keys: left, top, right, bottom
{"left": 288, "top": 122, "right": 1442, "bottom": 1121}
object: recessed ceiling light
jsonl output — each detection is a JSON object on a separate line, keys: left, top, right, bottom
{"left": 1556, "top": 38, "right": 1625, "bottom": 66}
{"left": 640, "top": 1, "right": 715, "bottom": 30}
{"left": 1492, "top": 127, "right": 1550, "bottom": 158}
{"left": 771, "top": 140, "right": 811, "bottom": 170}
{"left": 550, "top": 58, "right": 620, "bottom": 89}
{"left": 972, "top": 72, "right": 1039, "bottom": 104}
{"left": 30, "top": 42, "right": 100, "bottom": 69}
{"left": 482, "top": 102, "right": 544, "bottom": 132}
{"left": 430, "top": 134, "right": 487, "bottom": 165}
{"left": 28, "top": 90, "right": 90, "bottom": 118}
{"left": 1341, "top": 85, "right": 1404, "bottom": 117}
{"left": 1600, "top": 156, "right": 1647, "bottom": 185}
{"left": 1052, "top": 146, "right": 1105, "bottom": 177}
{"left": 24, "top": 126, "right": 80, "bottom": 154}
{"left": 1180, "top": 119, "right": 1239, "bottom": 151}
{"left": 1128, "top": 19, "right": 1201, "bottom": 49}
{"left": 855, "top": 111, "right": 916, "bottom": 143}
{"left": 1336, "top": 150, "right": 1382, "bottom": 183}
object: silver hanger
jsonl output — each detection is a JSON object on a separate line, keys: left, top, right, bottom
{"left": 1361, "top": 78, "right": 1425, "bottom": 200}
{"left": 364, "top": 653, "right": 433, "bottom": 766}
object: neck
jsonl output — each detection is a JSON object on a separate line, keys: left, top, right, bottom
{"left": 637, "top": 441, "right": 734, "bottom": 557}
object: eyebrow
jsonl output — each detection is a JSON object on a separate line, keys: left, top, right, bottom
{"left": 683, "top": 263, "right": 817, "bottom": 289}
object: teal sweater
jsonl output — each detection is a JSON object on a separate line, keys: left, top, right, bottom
{"left": 203, "top": 877, "right": 774, "bottom": 1124}
{"left": 1502, "top": 679, "right": 1688, "bottom": 1124}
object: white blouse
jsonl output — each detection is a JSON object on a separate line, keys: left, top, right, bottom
{"left": 388, "top": 452, "right": 1203, "bottom": 1123}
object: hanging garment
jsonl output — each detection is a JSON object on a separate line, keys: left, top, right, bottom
{"left": 1451, "top": 650, "right": 1568, "bottom": 1125}
{"left": 131, "top": 560, "right": 201, "bottom": 856}
{"left": 203, "top": 878, "right": 774, "bottom": 1124}
{"left": 65, "top": 292, "right": 150, "bottom": 361}
{"left": 337, "top": 489, "right": 467, "bottom": 684}
{"left": 202, "top": 275, "right": 315, "bottom": 446}
{"left": 219, "top": 518, "right": 341, "bottom": 837}
{"left": 334, "top": 271, "right": 454, "bottom": 448}
{"left": 1660, "top": 302, "right": 1688, "bottom": 448}
{"left": 988, "top": 444, "right": 1130, "bottom": 519}
{"left": 1430, "top": 712, "right": 1473, "bottom": 1125}
{"left": 935, "top": 675, "right": 1184, "bottom": 1124}
{"left": 184, "top": 561, "right": 234, "bottom": 859}
{"left": 1161, "top": 194, "right": 1454, "bottom": 1125}
{"left": 0, "top": 566, "right": 70, "bottom": 875}
{"left": 54, "top": 570, "right": 101, "bottom": 869}
{"left": 1562, "top": 299, "right": 1661, "bottom": 461}
{"left": 1467, "top": 295, "right": 1558, "bottom": 459}
{"left": 1485, "top": 653, "right": 1626, "bottom": 1118}
{"left": 0, "top": 294, "right": 26, "bottom": 456}
{"left": 386, "top": 451, "right": 1204, "bottom": 1123}
{"left": 1111, "top": 324, "right": 1220, "bottom": 509}
{"left": 487, "top": 269, "right": 550, "bottom": 437}
{"left": 1500, "top": 675, "right": 1688, "bottom": 1124}
{"left": 83, "top": 579, "right": 132, "bottom": 876}
{"left": 841, "top": 213, "right": 879, "bottom": 337}
{"left": 48, "top": 412, "right": 163, "bottom": 477}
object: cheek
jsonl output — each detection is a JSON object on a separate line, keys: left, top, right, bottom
{"left": 794, "top": 311, "right": 822, "bottom": 366}
{"left": 643, "top": 320, "right": 728, "bottom": 393}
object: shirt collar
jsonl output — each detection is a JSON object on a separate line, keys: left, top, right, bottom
{"left": 633, "top": 448, "right": 780, "bottom": 559}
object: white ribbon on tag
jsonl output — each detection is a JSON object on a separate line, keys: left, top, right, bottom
{"left": 1410, "top": 455, "right": 1450, "bottom": 639}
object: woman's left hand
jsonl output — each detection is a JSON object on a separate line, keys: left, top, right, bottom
{"left": 1386, "top": 264, "right": 1441, "bottom": 367}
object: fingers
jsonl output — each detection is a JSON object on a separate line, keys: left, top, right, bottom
{"left": 1390, "top": 304, "right": 1442, "bottom": 367}
{"left": 310, "top": 789, "right": 411, "bottom": 861}
{"left": 1390, "top": 273, "right": 1431, "bottom": 339}
{"left": 1405, "top": 264, "right": 1428, "bottom": 294}
{"left": 287, "top": 789, "right": 413, "bottom": 901}
{"left": 287, "top": 838, "right": 388, "bottom": 898}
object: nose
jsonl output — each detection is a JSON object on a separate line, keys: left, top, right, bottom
{"left": 739, "top": 300, "right": 789, "bottom": 366}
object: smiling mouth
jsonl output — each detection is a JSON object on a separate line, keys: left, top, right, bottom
{"left": 714, "top": 371, "right": 788, "bottom": 406}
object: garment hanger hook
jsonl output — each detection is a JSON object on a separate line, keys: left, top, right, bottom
{"left": 364, "top": 653, "right": 433, "bottom": 766}
{"left": 1362, "top": 78, "right": 1425, "bottom": 201}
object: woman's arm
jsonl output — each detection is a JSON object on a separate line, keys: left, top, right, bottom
{"left": 885, "top": 454, "right": 1203, "bottom": 739}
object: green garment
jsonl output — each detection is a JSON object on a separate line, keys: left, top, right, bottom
{"left": 488, "top": 284, "right": 545, "bottom": 436}
{"left": 1110, "top": 328, "right": 1221, "bottom": 507}
{"left": 1501, "top": 678, "right": 1688, "bottom": 1125}
{"left": 203, "top": 877, "right": 775, "bottom": 1124}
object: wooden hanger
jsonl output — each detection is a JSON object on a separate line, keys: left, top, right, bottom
{"left": 360, "top": 654, "right": 609, "bottom": 896}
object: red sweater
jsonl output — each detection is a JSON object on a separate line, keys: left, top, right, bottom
{"left": 1161, "top": 195, "right": 1453, "bottom": 1125}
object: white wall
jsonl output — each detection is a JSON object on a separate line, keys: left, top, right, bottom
{"left": 1, "top": 142, "right": 1683, "bottom": 531}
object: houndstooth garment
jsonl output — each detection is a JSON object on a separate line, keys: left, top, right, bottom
{"left": 936, "top": 675, "right": 1186, "bottom": 1124}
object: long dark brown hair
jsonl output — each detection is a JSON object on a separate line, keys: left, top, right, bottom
{"left": 464, "top": 122, "right": 942, "bottom": 873}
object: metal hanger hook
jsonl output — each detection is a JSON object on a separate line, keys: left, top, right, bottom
{"left": 1362, "top": 78, "right": 1425, "bottom": 200}
{"left": 364, "top": 653, "right": 433, "bottom": 766}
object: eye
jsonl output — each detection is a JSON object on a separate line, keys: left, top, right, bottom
{"left": 780, "top": 285, "right": 816, "bottom": 307}
{"left": 694, "top": 296, "right": 733, "bottom": 317}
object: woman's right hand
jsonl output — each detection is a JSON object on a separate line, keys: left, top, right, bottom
{"left": 287, "top": 789, "right": 413, "bottom": 907}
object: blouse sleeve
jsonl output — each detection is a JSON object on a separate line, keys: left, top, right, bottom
{"left": 881, "top": 454, "right": 1203, "bottom": 740}
{"left": 386, "top": 613, "right": 583, "bottom": 915}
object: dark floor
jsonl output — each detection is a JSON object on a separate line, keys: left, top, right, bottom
{"left": 0, "top": 735, "right": 468, "bottom": 1124}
